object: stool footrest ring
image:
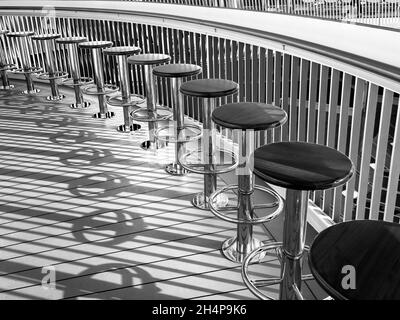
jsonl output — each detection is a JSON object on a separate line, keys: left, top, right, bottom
{"left": 179, "top": 149, "right": 238, "bottom": 174}
{"left": 37, "top": 71, "right": 68, "bottom": 80}
{"left": 107, "top": 93, "right": 146, "bottom": 107}
{"left": 82, "top": 83, "right": 119, "bottom": 95}
{"left": 0, "top": 64, "right": 16, "bottom": 71}
{"left": 209, "top": 184, "right": 283, "bottom": 224}
{"left": 242, "top": 242, "right": 311, "bottom": 300}
{"left": 63, "top": 77, "right": 94, "bottom": 86}
{"left": 154, "top": 124, "right": 202, "bottom": 143}
{"left": 12, "top": 66, "right": 42, "bottom": 74}
{"left": 130, "top": 108, "right": 172, "bottom": 122}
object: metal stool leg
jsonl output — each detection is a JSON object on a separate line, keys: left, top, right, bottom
{"left": 116, "top": 54, "right": 141, "bottom": 133}
{"left": 192, "top": 98, "right": 227, "bottom": 209}
{"left": 68, "top": 42, "right": 90, "bottom": 109}
{"left": 42, "top": 39, "right": 64, "bottom": 101}
{"left": 279, "top": 189, "right": 309, "bottom": 300}
{"left": 221, "top": 130, "right": 268, "bottom": 262}
{"left": 165, "top": 77, "right": 186, "bottom": 175}
{"left": 140, "top": 64, "right": 165, "bottom": 150}
{"left": 18, "top": 36, "right": 39, "bottom": 94}
{"left": 92, "top": 47, "right": 114, "bottom": 119}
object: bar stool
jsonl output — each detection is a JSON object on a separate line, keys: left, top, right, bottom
{"left": 208, "top": 103, "right": 287, "bottom": 263}
{"left": 32, "top": 34, "right": 68, "bottom": 101}
{"left": 179, "top": 79, "right": 239, "bottom": 210}
{"left": 0, "top": 30, "right": 15, "bottom": 90}
{"left": 56, "top": 36, "right": 93, "bottom": 109}
{"left": 79, "top": 41, "right": 118, "bottom": 119}
{"left": 127, "top": 53, "right": 172, "bottom": 150}
{"left": 242, "top": 142, "right": 353, "bottom": 300}
{"left": 309, "top": 220, "right": 400, "bottom": 300}
{"left": 152, "top": 63, "right": 203, "bottom": 175}
{"left": 103, "top": 46, "right": 145, "bottom": 133}
{"left": 6, "top": 31, "right": 42, "bottom": 94}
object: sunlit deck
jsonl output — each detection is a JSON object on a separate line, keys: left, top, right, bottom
{"left": 0, "top": 82, "right": 327, "bottom": 300}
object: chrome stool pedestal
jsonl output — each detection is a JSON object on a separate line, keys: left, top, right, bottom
{"left": 103, "top": 46, "right": 145, "bottom": 133}
{"left": 56, "top": 37, "right": 93, "bottom": 109}
{"left": 0, "top": 30, "right": 15, "bottom": 90}
{"left": 7, "top": 31, "right": 42, "bottom": 94}
{"left": 242, "top": 142, "right": 354, "bottom": 300}
{"left": 179, "top": 79, "right": 239, "bottom": 210}
{"left": 79, "top": 41, "right": 118, "bottom": 119}
{"left": 152, "top": 63, "right": 203, "bottom": 175}
{"left": 209, "top": 103, "right": 287, "bottom": 263}
{"left": 32, "top": 34, "right": 68, "bottom": 101}
{"left": 127, "top": 53, "right": 171, "bottom": 150}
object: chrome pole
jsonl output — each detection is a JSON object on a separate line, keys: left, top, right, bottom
{"left": 68, "top": 42, "right": 85, "bottom": 106}
{"left": 236, "top": 129, "right": 255, "bottom": 258}
{"left": 141, "top": 63, "right": 161, "bottom": 149}
{"left": 279, "top": 189, "right": 309, "bottom": 300}
{"left": 203, "top": 97, "right": 217, "bottom": 206}
{"left": 0, "top": 40, "right": 10, "bottom": 88}
{"left": 42, "top": 39, "right": 59, "bottom": 98}
{"left": 169, "top": 76, "right": 186, "bottom": 174}
{"left": 118, "top": 54, "right": 131, "bottom": 127}
{"left": 92, "top": 47, "right": 108, "bottom": 115}
{"left": 19, "top": 36, "right": 35, "bottom": 93}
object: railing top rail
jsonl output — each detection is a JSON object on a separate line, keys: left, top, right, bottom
{"left": 1, "top": 1, "right": 399, "bottom": 90}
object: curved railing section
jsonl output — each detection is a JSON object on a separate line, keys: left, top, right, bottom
{"left": 0, "top": 1, "right": 399, "bottom": 227}
{"left": 14, "top": 0, "right": 400, "bottom": 28}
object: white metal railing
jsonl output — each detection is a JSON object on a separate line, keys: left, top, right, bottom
{"left": 0, "top": 4, "right": 399, "bottom": 227}
{"left": 120, "top": 0, "right": 400, "bottom": 28}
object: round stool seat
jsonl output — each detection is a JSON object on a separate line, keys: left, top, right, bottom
{"left": 309, "top": 220, "right": 400, "bottom": 300}
{"left": 253, "top": 142, "right": 353, "bottom": 190}
{"left": 127, "top": 53, "right": 171, "bottom": 66}
{"left": 7, "top": 31, "right": 34, "bottom": 37}
{"left": 79, "top": 41, "right": 113, "bottom": 49}
{"left": 103, "top": 46, "right": 141, "bottom": 56}
{"left": 0, "top": 30, "right": 9, "bottom": 35}
{"left": 32, "top": 33, "right": 60, "bottom": 41}
{"left": 56, "top": 36, "right": 87, "bottom": 44}
{"left": 180, "top": 79, "right": 239, "bottom": 98}
{"left": 212, "top": 102, "right": 287, "bottom": 130}
{"left": 153, "top": 63, "right": 202, "bottom": 78}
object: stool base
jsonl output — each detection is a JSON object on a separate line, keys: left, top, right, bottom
{"left": 165, "top": 163, "right": 187, "bottom": 176}
{"left": 70, "top": 101, "right": 91, "bottom": 109}
{"left": 92, "top": 111, "right": 115, "bottom": 119}
{"left": 46, "top": 94, "right": 65, "bottom": 102}
{"left": 140, "top": 140, "right": 167, "bottom": 151}
{"left": 21, "top": 88, "right": 40, "bottom": 95}
{"left": 191, "top": 192, "right": 229, "bottom": 210}
{"left": 0, "top": 84, "right": 14, "bottom": 90}
{"left": 242, "top": 242, "right": 313, "bottom": 300}
{"left": 117, "top": 123, "right": 141, "bottom": 133}
{"left": 222, "top": 236, "right": 270, "bottom": 264}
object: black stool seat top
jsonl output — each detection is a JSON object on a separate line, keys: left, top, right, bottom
{"left": 7, "top": 31, "right": 34, "bottom": 37}
{"left": 0, "top": 30, "right": 9, "bottom": 35}
{"left": 253, "top": 142, "right": 353, "bottom": 190}
{"left": 153, "top": 63, "right": 202, "bottom": 78}
{"left": 309, "top": 220, "right": 400, "bottom": 300}
{"left": 127, "top": 53, "right": 171, "bottom": 66}
{"left": 212, "top": 102, "right": 287, "bottom": 130}
{"left": 103, "top": 46, "right": 141, "bottom": 56}
{"left": 32, "top": 33, "right": 61, "bottom": 41}
{"left": 56, "top": 36, "right": 87, "bottom": 44}
{"left": 180, "top": 79, "right": 239, "bottom": 98}
{"left": 79, "top": 41, "right": 113, "bottom": 49}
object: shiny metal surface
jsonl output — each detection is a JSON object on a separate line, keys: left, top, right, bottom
{"left": 66, "top": 42, "right": 88, "bottom": 108}
{"left": 279, "top": 189, "right": 309, "bottom": 300}
{"left": 91, "top": 47, "right": 111, "bottom": 118}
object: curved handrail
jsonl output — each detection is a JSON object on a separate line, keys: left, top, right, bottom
{"left": 0, "top": 1, "right": 399, "bottom": 91}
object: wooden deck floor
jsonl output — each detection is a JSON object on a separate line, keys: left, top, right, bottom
{"left": 0, "top": 82, "right": 323, "bottom": 300}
